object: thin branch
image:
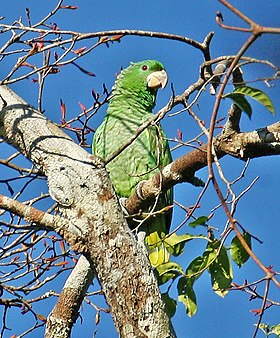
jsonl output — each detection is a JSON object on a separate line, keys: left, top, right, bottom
{"left": 252, "top": 279, "right": 271, "bottom": 338}
{"left": 218, "top": 0, "right": 280, "bottom": 34}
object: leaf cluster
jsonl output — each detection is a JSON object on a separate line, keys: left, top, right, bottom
{"left": 156, "top": 219, "right": 252, "bottom": 318}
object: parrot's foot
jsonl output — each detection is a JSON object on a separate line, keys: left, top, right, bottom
{"left": 119, "top": 197, "right": 129, "bottom": 216}
{"left": 136, "top": 180, "right": 148, "bottom": 200}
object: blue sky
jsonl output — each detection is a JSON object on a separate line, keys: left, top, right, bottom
{"left": 0, "top": 1, "right": 280, "bottom": 337}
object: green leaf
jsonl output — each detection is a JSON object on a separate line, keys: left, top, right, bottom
{"left": 155, "top": 261, "right": 184, "bottom": 285}
{"left": 223, "top": 92, "right": 252, "bottom": 118}
{"left": 258, "top": 323, "right": 280, "bottom": 336}
{"left": 230, "top": 232, "right": 251, "bottom": 267}
{"left": 271, "top": 324, "right": 280, "bottom": 336}
{"left": 188, "top": 216, "right": 209, "bottom": 228}
{"left": 233, "top": 86, "right": 275, "bottom": 115}
{"left": 177, "top": 277, "right": 197, "bottom": 317}
{"left": 162, "top": 292, "right": 177, "bottom": 318}
{"left": 223, "top": 86, "right": 275, "bottom": 118}
{"left": 164, "top": 233, "right": 208, "bottom": 256}
{"left": 186, "top": 255, "right": 209, "bottom": 280}
{"left": 184, "top": 239, "right": 220, "bottom": 281}
{"left": 177, "top": 254, "right": 210, "bottom": 317}
{"left": 207, "top": 241, "right": 233, "bottom": 297}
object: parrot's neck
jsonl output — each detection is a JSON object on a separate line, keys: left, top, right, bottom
{"left": 109, "top": 86, "right": 157, "bottom": 115}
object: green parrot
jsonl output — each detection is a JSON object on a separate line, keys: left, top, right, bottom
{"left": 92, "top": 60, "right": 173, "bottom": 267}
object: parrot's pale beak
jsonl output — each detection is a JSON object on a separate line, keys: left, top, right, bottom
{"left": 147, "top": 70, "right": 168, "bottom": 89}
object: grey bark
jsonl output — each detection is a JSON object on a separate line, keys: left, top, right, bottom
{"left": 0, "top": 85, "right": 175, "bottom": 338}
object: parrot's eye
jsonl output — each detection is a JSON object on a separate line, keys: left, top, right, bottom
{"left": 141, "top": 65, "right": 148, "bottom": 71}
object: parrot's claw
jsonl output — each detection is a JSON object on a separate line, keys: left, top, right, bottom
{"left": 136, "top": 180, "right": 148, "bottom": 200}
{"left": 119, "top": 197, "right": 129, "bottom": 216}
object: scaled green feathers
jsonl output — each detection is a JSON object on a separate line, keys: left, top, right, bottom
{"left": 92, "top": 60, "right": 173, "bottom": 267}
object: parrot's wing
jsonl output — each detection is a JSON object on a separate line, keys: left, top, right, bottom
{"left": 141, "top": 121, "right": 173, "bottom": 267}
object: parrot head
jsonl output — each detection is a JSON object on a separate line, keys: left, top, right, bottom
{"left": 112, "top": 60, "right": 168, "bottom": 108}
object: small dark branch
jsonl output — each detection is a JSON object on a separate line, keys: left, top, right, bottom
{"left": 201, "top": 31, "right": 215, "bottom": 61}
{"left": 232, "top": 63, "right": 245, "bottom": 88}
{"left": 0, "top": 298, "right": 23, "bottom": 308}
{"left": 223, "top": 67, "right": 244, "bottom": 133}
{"left": 252, "top": 279, "right": 271, "bottom": 338}
{"left": 0, "top": 306, "right": 9, "bottom": 338}
{"left": 200, "top": 31, "right": 215, "bottom": 81}
{"left": 230, "top": 278, "right": 280, "bottom": 309}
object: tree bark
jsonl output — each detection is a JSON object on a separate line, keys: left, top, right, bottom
{"left": 45, "top": 256, "right": 94, "bottom": 338}
{"left": 0, "top": 85, "right": 175, "bottom": 338}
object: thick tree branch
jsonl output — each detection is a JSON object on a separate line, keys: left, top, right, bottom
{"left": 216, "top": 122, "right": 280, "bottom": 158}
{"left": 0, "top": 85, "right": 175, "bottom": 338}
{"left": 46, "top": 256, "right": 95, "bottom": 338}
{"left": 125, "top": 122, "right": 280, "bottom": 215}
{"left": 0, "top": 193, "right": 66, "bottom": 231}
